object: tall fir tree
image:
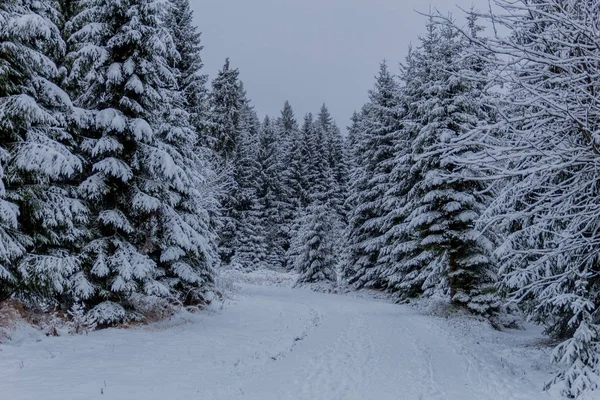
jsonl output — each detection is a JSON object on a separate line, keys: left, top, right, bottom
{"left": 0, "top": 0, "right": 87, "bottom": 304}
{"left": 316, "top": 104, "right": 348, "bottom": 222}
{"left": 344, "top": 62, "right": 401, "bottom": 289}
{"left": 275, "top": 101, "right": 301, "bottom": 262}
{"left": 377, "top": 49, "right": 421, "bottom": 298}
{"left": 229, "top": 107, "right": 266, "bottom": 270}
{"left": 165, "top": 0, "right": 208, "bottom": 137}
{"left": 256, "top": 116, "right": 288, "bottom": 269}
{"left": 276, "top": 100, "right": 297, "bottom": 157}
{"left": 206, "top": 59, "right": 246, "bottom": 265}
{"left": 291, "top": 199, "right": 337, "bottom": 285}
{"left": 207, "top": 58, "right": 243, "bottom": 161}
{"left": 290, "top": 110, "right": 337, "bottom": 285}
{"left": 391, "top": 19, "right": 497, "bottom": 314}
{"left": 65, "top": 0, "right": 216, "bottom": 322}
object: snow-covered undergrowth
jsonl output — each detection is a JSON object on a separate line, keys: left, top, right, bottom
{"left": 219, "top": 267, "right": 299, "bottom": 288}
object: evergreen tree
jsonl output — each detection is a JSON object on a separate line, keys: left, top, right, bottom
{"left": 205, "top": 60, "right": 246, "bottom": 265}
{"left": 0, "top": 0, "right": 87, "bottom": 303}
{"left": 344, "top": 62, "right": 401, "bottom": 289}
{"left": 256, "top": 116, "right": 288, "bottom": 269}
{"left": 297, "top": 113, "right": 316, "bottom": 208}
{"left": 66, "top": 0, "right": 215, "bottom": 322}
{"left": 377, "top": 50, "right": 421, "bottom": 298}
{"left": 165, "top": 0, "right": 208, "bottom": 137}
{"left": 207, "top": 58, "right": 243, "bottom": 160}
{"left": 229, "top": 111, "right": 266, "bottom": 270}
{"left": 276, "top": 100, "right": 298, "bottom": 157}
{"left": 291, "top": 199, "right": 337, "bottom": 285}
{"left": 276, "top": 101, "right": 301, "bottom": 262}
{"left": 346, "top": 110, "right": 362, "bottom": 170}
{"left": 316, "top": 104, "right": 347, "bottom": 222}
{"left": 396, "top": 19, "right": 497, "bottom": 313}
{"left": 307, "top": 113, "right": 331, "bottom": 204}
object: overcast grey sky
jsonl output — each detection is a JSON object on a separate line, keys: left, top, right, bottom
{"left": 192, "top": 0, "right": 492, "bottom": 129}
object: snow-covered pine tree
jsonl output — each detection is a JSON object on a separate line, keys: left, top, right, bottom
{"left": 286, "top": 113, "right": 322, "bottom": 271}
{"left": 290, "top": 118, "right": 337, "bottom": 284}
{"left": 256, "top": 116, "right": 288, "bottom": 269}
{"left": 346, "top": 110, "right": 362, "bottom": 170}
{"left": 156, "top": 61, "right": 219, "bottom": 305}
{"left": 276, "top": 100, "right": 297, "bottom": 158}
{"left": 291, "top": 199, "right": 337, "bottom": 285}
{"left": 0, "top": 0, "right": 87, "bottom": 304}
{"left": 205, "top": 60, "right": 246, "bottom": 265}
{"left": 275, "top": 101, "right": 301, "bottom": 264}
{"left": 159, "top": 0, "right": 220, "bottom": 304}
{"left": 375, "top": 53, "right": 419, "bottom": 297}
{"left": 344, "top": 62, "right": 401, "bottom": 289}
{"left": 164, "top": 0, "right": 208, "bottom": 137}
{"left": 297, "top": 113, "right": 316, "bottom": 209}
{"left": 396, "top": 18, "right": 497, "bottom": 313}
{"left": 207, "top": 58, "right": 244, "bottom": 161}
{"left": 66, "top": 0, "right": 216, "bottom": 322}
{"left": 229, "top": 107, "right": 267, "bottom": 270}
{"left": 316, "top": 104, "right": 348, "bottom": 222}
{"left": 445, "top": 1, "right": 600, "bottom": 396}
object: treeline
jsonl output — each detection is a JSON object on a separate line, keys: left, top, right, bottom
{"left": 211, "top": 88, "right": 349, "bottom": 285}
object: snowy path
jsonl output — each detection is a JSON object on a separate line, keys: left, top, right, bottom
{"left": 1, "top": 283, "right": 559, "bottom": 400}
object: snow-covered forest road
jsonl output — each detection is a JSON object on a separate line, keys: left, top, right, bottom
{"left": 1, "top": 283, "right": 561, "bottom": 400}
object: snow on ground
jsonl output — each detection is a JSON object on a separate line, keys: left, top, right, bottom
{"left": 1, "top": 272, "right": 563, "bottom": 400}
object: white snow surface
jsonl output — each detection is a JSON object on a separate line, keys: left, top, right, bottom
{"left": 1, "top": 272, "right": 564, "bottom": 400}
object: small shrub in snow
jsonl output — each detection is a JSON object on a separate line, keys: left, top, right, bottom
{"left": 85, "top": 302, "right": 128, "bottom": 327}
{"left": 67, "top": 303, "right": 97, "bottom": 334}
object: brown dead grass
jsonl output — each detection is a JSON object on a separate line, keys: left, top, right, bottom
{"left": 0, "top": 299, "right": 27, "bottom": 342}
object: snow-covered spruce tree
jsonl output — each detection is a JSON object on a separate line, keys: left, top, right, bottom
{"left": 394, "top": 19, "right": 497, "bottom": 314}
{"left": 66, "top": 0, "right": 216, "bottom": 322}
{"left": 315, "top": 104, "right": 348, "bottom": 222}
{"left": 282, "top": 114, "right": 313, "bottom": 271}
{"left": 164, "top": 0, "right": 208, "bottom": 137}
{"left": 229, "top": 108, "right": 267, "bottom": 270}
{"left": 276, "top": 100, "right": 298, "bottom": 159}
{"left": 156, "top": 66, "right": 219, "bottom": 305}
{"left": 275, "top": 101, "right": 301, "bottom": 265}
{"left": 345, "top": 110, "right": 362, "bottom": 171}
{"left": 296, "top": 113, "right": 316, "bottom": 209}
{"left": 0, "top": 0, "right": 88, "bottom": 304}
{"left": 344, "top": 62, "right": 401, "bottom": 289}
{"left": 286, "top": 112, "right": 327, "bottom": 272}
{"left": 206, "top": 60, "right": 246, "bottom": 265}
{"left": 160, "top": 0, "right": 220, "bottom": 303}
{"left": 288, "top": 111, "right": 339, "bottom": 284}
{"left": 207, "top": 58, "right": 244, "bottom": 161}
{"left": 291, "top": 199, "right": 337, "bottom": 285}
{"left": 445, "top": 2, "right": 600, "bottom": 396}
{"left": 290, "top": 118, "right": 337, "bottom": 285}
{"left": 256, "top": 116, "right": 288, "bottom": 269}
{"left": 375, "top": 53, "right": 419, "bottom": 298}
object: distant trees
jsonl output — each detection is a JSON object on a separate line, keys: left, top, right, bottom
{"left": 345, "top": 62, "right": 401, "bottom": 289}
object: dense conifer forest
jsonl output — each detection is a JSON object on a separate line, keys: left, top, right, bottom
{"left": 1, "top": 0, "right": 600, "bottom": 397}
